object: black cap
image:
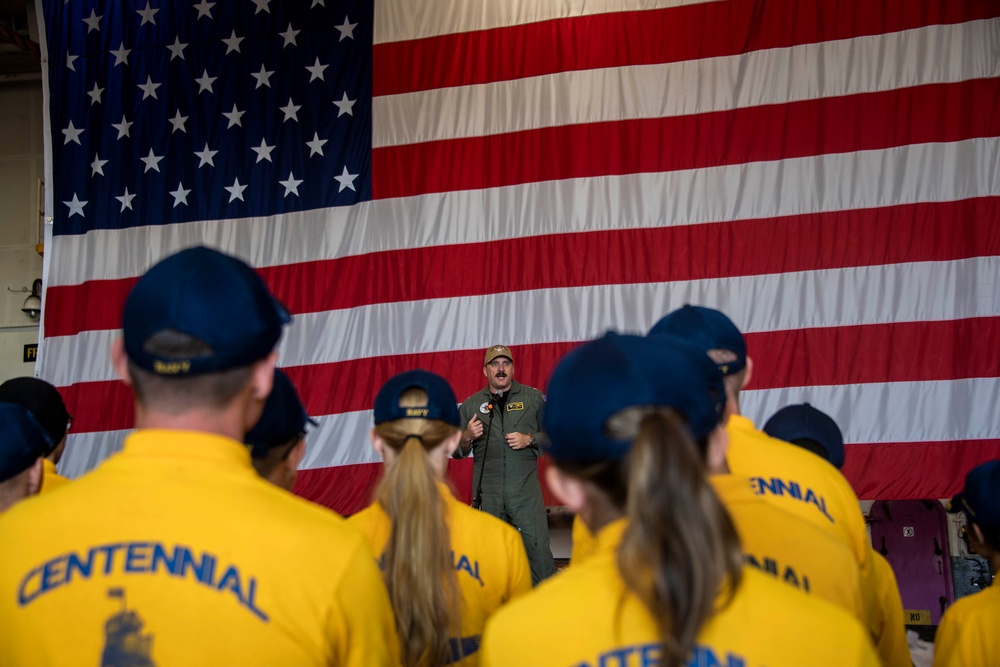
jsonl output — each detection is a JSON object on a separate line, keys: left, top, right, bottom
{"left": 245, "top": 369, "right": 317, "bottom": 458}
{"left": 649, "top": 305, "right": 747, "bottom": 376}
{"left": 0, "top": 403, "right": 52, "bottom": 482}
{"left": 948, "top": 460, "right": 1000, "bottom": 533}
{"left": 0, "top": 377, "right": 70, "bottom": 455}
{"left": 123, "top": 246, "right": 291, "bottom": 376}
{"left": 544, "top": 332, "right": 726, "bottom": 463}
{"left": 373, "top": 370, "right": 461, "bottom": 427}
{"left": 763, "top": 403, "right": 845, "bottom": 469}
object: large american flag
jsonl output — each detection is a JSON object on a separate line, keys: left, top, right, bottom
{"left": 36, "top": 0, "right": 1000, "bottom": 513}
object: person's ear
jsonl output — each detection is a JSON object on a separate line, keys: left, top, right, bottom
{"left": 443, "top": 430, "right": 461, "bottom": 458}
{"left": 705, "top": 425, "right": 730, "bottom": 474}
{"left": 483, "top": 366, "right": 488, "bottom": 380}
{"left": 545, "top": 465, "right": 586, "bottom": 512}
{"left": 250, "top": 353, "right": 278, "bottom": 401}
{"left": 286, "top": 439, "right": 306, "bottom": 470}
{"left": 370, "top": 428, "right": 387, "bottom": 459}
{"left": 27, "top": 457, "right": 43, "bottom": 496}
{"left": 742, "top": 356, "right": 754, "bottom": 391}
{"left": 111, "top": 338, "right": 132, "bottom": 386}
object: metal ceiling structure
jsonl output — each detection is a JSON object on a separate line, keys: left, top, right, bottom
{"left": 0, "top": 0, "right": 40, "bottom": 80}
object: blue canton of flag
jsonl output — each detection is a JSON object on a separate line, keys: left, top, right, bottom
{"left": 42, "top": 0, "right": 373, "bottom": 236}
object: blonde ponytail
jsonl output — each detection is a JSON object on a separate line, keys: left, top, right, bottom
{"left": 374, "top": 389, "right": 462, "bottom": 667}
{"left": 612, "top": 408, "right": 742, "bottom": 667}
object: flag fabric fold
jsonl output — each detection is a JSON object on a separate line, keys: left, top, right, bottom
{"left": 36, "top": 0, "right": 1000, "bottom": 514}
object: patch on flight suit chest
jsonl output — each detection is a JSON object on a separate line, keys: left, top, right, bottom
{"left": 506, "top": 402, "right": 524, "bottom": 411}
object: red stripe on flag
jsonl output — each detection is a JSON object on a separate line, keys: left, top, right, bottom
{"left": 842, "top": 440, "right": 1000, "bottom": 500}
{"left": 62, "top": 318, "right": 1000, "bottom": 434}
{"left": 42, "top": 197, "right": 1000, "bottom": 338}
{"left": 374, "top": 0, "right": 1000, "bottom": 95}
{"left": 293, "top": 457, "right": 561, "bottom": 516}
{"left": 293, "top": 461, "right": 385, "bottom": 516}
{"left": 373, "top": 79, "right": 1000, "bottom": 199}
{"left": 294, "top": 438, "right": 1000, "bottom": 515}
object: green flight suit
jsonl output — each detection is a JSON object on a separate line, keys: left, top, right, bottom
{"left": 458, "top": 380, "right": 556, "bottom": 585}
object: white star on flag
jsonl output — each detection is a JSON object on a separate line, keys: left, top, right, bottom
{"left": 280, "top": 99, "right": 301, "bottom": 122}
{"left": 169, "top": 110, "right": 188, "bottom": 133}
{"left": 306, "top": 132, "right": 327, "bottom": 156}
{"left": 90, "top": 154, "right": 108, "bottom": 176}
{"left": 251, "top": 65, "right": 274, "bottom": 89}
{"left": 279, "top": 172, "right": 303, "bottom": 197}
{"left": 195, "top": 70, "right": 217, "bottom": 94}
{"left": 193, "top": 0, "right": 215, "bottom": 20}
{"left": 169, "top": 183, "right": 191, "bottom": 207}
{"left": 311, "top": 0, "right": 325, "bottom": 7}
{"left": 66, "top": 51, "right": 78, "bottom": 71}
{"left": 305, "top": 57, "right": 328, "bottom": 82}
{"left": 82, "top": 9, "right": 101, "bottom": 33}
{"left": 137, "top": 76, "right": 160, "bottom": 100}
{"left": 136, "top": 1, "right": 158, "bottom": 26}
{"left": 334, "top": 166, "right": 359, "bottom": 192}
{"left": 87, "top": 83, "right": 103, "bottom": 105}
{"left": 223, "top": 105, "right": 245, "bottom": 128}
{"left": 333, "top": 92, "right": 356, "bottom": 117}
{"left": 63, "top": 194, "right": 87, "bottom": 218}
{"left": 194, "top": 143, "right": 218, "bottom": 168}
{"left": 251, "top": 0, "right": 271, "bottom": 14}
{"left": 111, "top": 116, "right": 133, "bottom": 139}
{"left": 251, "top": 139, "right": 276, "bottom": 163}
{"left": 62, "top": 120, "right": 83, "bottom": 145}
{"left": 335, "top": 16, "right": 357, "bottom": 41}
{"left": 225, "top": 177, "right": 248, "bottom": 202}
{"left": 140, "top": 148, "right": 165, "bottom": 173}
{"left": 116, "top": 188, "right": 136, "bottom": 212}
{"left": 110, "top": 43, "right": 131, "bottom": 67}
{"left": 167, "top": 37, "right": 188, "bottom": 60}
{"left": 280, "top": 24, "right": 300, "bottom": 48}
{"left": 222, "top": 30, "right": 244, "bottom": 54}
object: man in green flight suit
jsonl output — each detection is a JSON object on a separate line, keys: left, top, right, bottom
{"left": 457, "top": 345, "right": 557, "bottom": 585}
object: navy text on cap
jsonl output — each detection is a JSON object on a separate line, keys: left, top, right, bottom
{"left": 373, "top": 370, "right": 461, "bottom": 428}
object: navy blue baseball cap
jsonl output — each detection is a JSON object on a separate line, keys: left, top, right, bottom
{"left": 373, "top": 370, "right": 461, "bottom": 427}
{"left": 948, "top": 460, "right": 1000, "bottom": 532}
{"left": 763, "top": 403, "right": 846, "bottom": 469}
{"left": 0, "top": 402, "right": 52, "bottom": 482}
{"left": 123, "top": 246, "right": 291, "bottom": 376}
{"left": 0, "top": 377, "right": 71, "bottom": 455}
{"left": 649, "top": 305, "right": 747, "bottom": 376}
{"left": 544, "top": 332, "right": 726, "bottom": 463}
{"left": 245, "top": 369, "right": 318, "bottom": 458}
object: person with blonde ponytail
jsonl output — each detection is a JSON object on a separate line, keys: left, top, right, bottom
{"left": 481, "top": 333, "right": 880, "bottom": 667}
{"left": 349, "top": 370, "right": 531, "bottom": 667}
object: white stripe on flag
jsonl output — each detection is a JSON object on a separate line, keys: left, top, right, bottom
{"left": 742, "top": 378, "right": 1000, "bottom": 447}
{"left": 41, "top": 256, "right": 1000, "bottom": 387}
{"left": 59, "top": 376, "right": 1000, "bottom": 479}
{"left": 46, "top": 137, "right": 1000, "bottom": 287}
{"left": 373, "top": 0, "right": 718, "bottom": 44}
{"left": 373, "top": 20, "right": 999, "bottom": 147}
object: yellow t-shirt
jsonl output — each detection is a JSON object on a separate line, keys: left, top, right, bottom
{"left": 0, "top": 429, "right": 400, "bottom": 667}
{"left": 40, "top": 458, "right": 71, "bottom": 494}
{"left": 570, "top": 514, "right": 598, "bottom": 566}
{"left": 726, "top": 414, "right": 879, "bottom": 633}
{"left": 870, "top": 552, "right": 912, "bottom": 667}
{"left": 933, "top": 580, "right": 1000, "bottom": 667}
{"left": 349, "top": 482, "right": 532, "bottom": 666}
{"left": 711, "top": 474, "right": 865, "bottom": 621}
{"left": 482, "top": 519, "right": 881, "bottom": 667}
